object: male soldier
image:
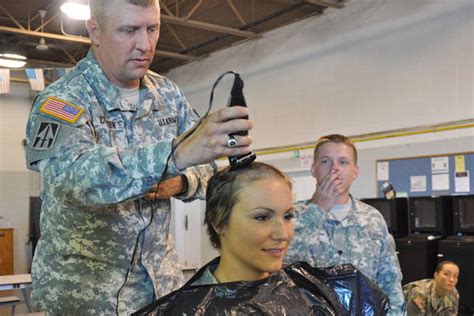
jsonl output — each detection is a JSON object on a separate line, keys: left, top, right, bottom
{"left": 285, "top": 134, "right": 405, "bottom": 315}
{"left": 25, "top": 0, "right": 253, "bottom": 314}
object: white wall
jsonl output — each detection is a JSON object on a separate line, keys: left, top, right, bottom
{"left": 0, "top": 80, "right": 40, "bottom": 274}
{"left": 166, "top": 0, "right": 474, "bottom": 264}
{"left": 168, "top": 0, "right": 474, "bottom": 148}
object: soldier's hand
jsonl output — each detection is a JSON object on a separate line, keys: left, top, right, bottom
{"left": 311, "top": 170, "right": 343, "bottom": 211}
{"left": 172, "top": 106, "right": 253, "bottom": 170}
{"left": 412, "top": 295, "right": 426, "bottom": 313}
{"left": 145, "top": 176, "right": 185, "bottom": 200}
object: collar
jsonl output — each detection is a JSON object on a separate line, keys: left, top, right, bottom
{"left": 306, "top": 195, "right": 359, "bottom": 227}
{"left": 78, "top": 50, "right": 162, "bottom": 115}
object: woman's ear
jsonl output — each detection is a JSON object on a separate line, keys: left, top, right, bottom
{"left": 213, "top": 224, "right": 226, "bottom": 237}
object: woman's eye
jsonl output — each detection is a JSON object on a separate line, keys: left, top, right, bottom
{"left": 284, "top": 212, "right": 295, "bottom": 220}
{"left": 255, "top": 214, "right": 270, "bottom": 221}
{"left": 285, "top": 212, "right": 295, "bottom": 220}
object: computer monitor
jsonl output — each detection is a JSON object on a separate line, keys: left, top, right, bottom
{"left": 408, "top": 196, "right": 453, "bottom": 237}
{"left": 453, "top": 195, "right": 474, "bottom": 235}
{"left": 361, "top": 197, "right": 408, "bottom": 238}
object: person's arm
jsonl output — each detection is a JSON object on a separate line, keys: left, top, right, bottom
{"left": 28, "top": 114, "right": 182, "bottom": 208}
{"left": 145, "top": 163, "right": 215, "bottom": 201}
{"left": 376, "top": 228, "right": 405, "bottom": 315}
{"left": 27, "top": 96, "right": 249, "bottom": 209}
{"left": 144, "top": 79, "right": 217, "bottom": 201}
{"left": 284, "top": 201, "right": 328, "bottom": 266}
{"left": 406, "top": 297, "right": 425, "bottom": 315}
{"left": 145, "top": 175, "right": 188, "bottom": 200}
{"left": 404, "top": 282, "right": 427, "bottom": 315}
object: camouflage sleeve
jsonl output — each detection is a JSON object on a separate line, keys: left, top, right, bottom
{"left": 376, "top": 225, "right": 405, "bottom": 315}
{"left": 403, "top": 281, "right": 426, "bottom": 302}
{"left": 284, "top": 201, "right": 323, "bottom": 266}
{"left": 178, "top": 163, "right": 216, "bottom": 201}
{"left": 26, "top": 93, "right": 181, "bottom": 208}
{"left": 453, "top": 292, "right": 459, "bottom": 314}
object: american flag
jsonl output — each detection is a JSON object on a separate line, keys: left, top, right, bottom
{"left": 40, "top": 97, "right": 83, "bottom": 123}
{"left": 0, "top": 69, "right": 10, "bottom": 94}
{"left": 25, "top": 68, "right": 45, "bottom": 91}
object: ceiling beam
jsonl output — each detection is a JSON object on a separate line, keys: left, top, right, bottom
{"left": 155, "top": 49, "right": 194, "bottom": 61}
{"left": 26, "top": 57, "right": 74, "bottom": 68}
{"left": 161, "top": 15, "right": 257, "bottom": 38}
{"left": 159, "top": 1, "right": 175, "bottom": 17}
{"left": 0, "top": 25, "right": 90, "bottom": 44}
{"left": 226, "top": 0, "right": 246, "bottom": 26}
{"left": 184, "top": 0, "right": 204, "bottom": 21}
{"left": 305, "top": 0, "right": 344, "bottom": 9}
{"left": 34, "top": 12, "right": 60, "bottom": 32}
{"left": 60, "top": 46, "right": 78, "bottom": 64}
{"left": 0, "top": 5, "right": 25, "bottom": 30}
{"left": 164, "top": 24, "right": 187, "bottom": 50}
{"left": 0, "top": 25, "right": 194, "bottom": 61}
{"left": 278, "top": 0, "right": 344, "bottom": 9}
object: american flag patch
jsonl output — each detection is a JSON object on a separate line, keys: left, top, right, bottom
{"left": 39, "top": 96, "right": 84, "bottom": 123}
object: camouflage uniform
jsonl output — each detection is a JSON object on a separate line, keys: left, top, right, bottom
{"left": 25, "top": 51, "right": 214, "bottom": 315}
{"left": 403, "top": 279, "right": 459, "bottom": 315}
{"left": 285, "top": 197, "right": 405, "bottom": 315}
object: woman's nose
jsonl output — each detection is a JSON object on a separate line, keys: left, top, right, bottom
{"left": 272, "top": 220, "right": 290, "bottom": 241}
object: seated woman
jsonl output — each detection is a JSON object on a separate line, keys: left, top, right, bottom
{"left": 403, "top": 260, "right": 460, "bottom": 315}
{"left": 134, "top": 162, "right": 388, "bottom": 315}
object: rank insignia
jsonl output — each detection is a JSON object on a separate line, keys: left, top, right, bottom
{"left": 32, "top": 122, "right": 60, "bottom": 150}
{"left": 39, "top": 96, "right": 84, "bottom": 123}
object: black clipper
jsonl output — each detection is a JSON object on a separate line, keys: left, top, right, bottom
{"left": 227, "top": 73, "right": 256, "bottom": 170}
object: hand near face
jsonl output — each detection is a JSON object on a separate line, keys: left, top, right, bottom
{"left": 309, "top": 142, "right": 359, "bottom": 211}
{"left": 173, "top": 106, "right": 253, "bottom": 170}
{"left": 145, "top": 176, "right": 184, "bottom": 200}
{"left": 311, "top": 169, "right": 344, "bottom": 211}
{"left": 412, "top": 295, "right": 426, "bottom": 313}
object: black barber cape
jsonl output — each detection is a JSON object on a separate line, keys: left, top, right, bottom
{"left": 133, "top": 257, "right": 389, "bottom": 315}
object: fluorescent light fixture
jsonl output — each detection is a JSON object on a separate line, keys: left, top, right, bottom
{"left": 60, "top": 2, "right": 90, "bottom": 20}
{"left": 0, "top": 53, "right": 27, "bottom": 68}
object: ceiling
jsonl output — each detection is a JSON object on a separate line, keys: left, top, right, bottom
{"left": 0, "top": 0, "right": 347, "bottom": 75}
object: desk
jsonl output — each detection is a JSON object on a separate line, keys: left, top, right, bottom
{"left": 0, "top": 274, "right": 36, "bottom": 315}
{"left": 0, "top": 287, "right": 43, "bottom": 315}
{"left": 0, "top": 274, "right": 32, "bottom": 287}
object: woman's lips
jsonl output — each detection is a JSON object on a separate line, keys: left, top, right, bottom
{"left": 263, "top": 247, "right": 286, "bottom": 258}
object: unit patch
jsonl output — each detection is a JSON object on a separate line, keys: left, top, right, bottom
{"left": 39, "top": 96, "right": 84, "bottom": 123}
{"left": 32, "top": 122, "right": 60, "bottom": 150}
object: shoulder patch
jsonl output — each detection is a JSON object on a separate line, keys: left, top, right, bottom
{"left": 39, "top": 96, "right": 84, "bottom": 123}
{"left": 32, "top": 122, "right": 60, "bottom": 150}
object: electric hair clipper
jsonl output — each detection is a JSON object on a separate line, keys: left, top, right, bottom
{"left": 227, "top": 73, "right": 256, "bottom": 170}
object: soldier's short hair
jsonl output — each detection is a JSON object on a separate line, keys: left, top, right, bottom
{"left": 89, "top": 0, "right": 159, "bottom": 28}
{"left": 435, "top": 260, "right": 459, "bottom": 273}
{"left": 313, "top": 134, "right": 358, "bottom": 163}
{"left": 205, "top": 162, "right": 292, "bottom": 249}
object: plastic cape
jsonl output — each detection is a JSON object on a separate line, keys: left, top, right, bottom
{"left": 133, "top": 258, "right": 389, "bottom": 315}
